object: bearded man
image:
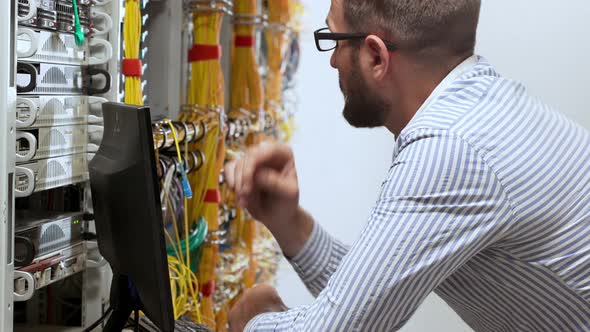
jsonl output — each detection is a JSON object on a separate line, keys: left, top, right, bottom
{"left": 226, "top": 1, "right": 590, "bottom": 331}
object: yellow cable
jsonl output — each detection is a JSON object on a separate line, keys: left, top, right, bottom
{"left": 157, "top": 0, "right": 301, "bottom": 326}
{"left": 124, "top": 0, "right": 143, "bottom": 105}
{"left": 162, "top": 173, "right": 201, "bottom": 322}
{"left": 231, "top": 0, "right": 263, "bottom": 118}
{"left": 182, "top": 5, "right": 227, "bottom": 328}
{"left": 166, "top": 120, "right": 184, "bottom": 164}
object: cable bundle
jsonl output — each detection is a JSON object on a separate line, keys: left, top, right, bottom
{"left": 278, "top": 0, "right": 304, "bottom": 142}
{"left": 158, "top": 121, "right": 202, "bottom": 322}
{"left": 231, "top": 0, "right": 263, "bottom": 123}
{"left": 123, "top": 0, "right": 143, "bottom": 105}
{"left": 264, "top": 0, "right": 291, "bottom": 130}
{"left": 180, "top": 1, "right": 230, "bottom": 329}
{"left": 136, "top": 2, "right": 303, "bottom": 330}
{"left": 253, "top": 226, "right": 282, "bottom": 284}
{"left": 229, "top": 0, "right": 264, "bottom": 295}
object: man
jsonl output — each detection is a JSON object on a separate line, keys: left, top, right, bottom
{"left": 226, "top": 0, "right": 590, "bottom": 331}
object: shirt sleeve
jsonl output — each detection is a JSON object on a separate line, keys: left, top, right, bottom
{"left": 288, "top": 220, "right": 351, "bottom": 297}
{"left": 246, "top": 130, "right": 515, "bottom": 331}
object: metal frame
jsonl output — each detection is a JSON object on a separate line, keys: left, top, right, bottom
{"left": 142, "top": 0, "right": 184, "bottom": 119}
{"left": 1, "top": 0, "right": 17, "bottom": 330}
{"left": 2, "top": 0, "right": 120, "bottom": 329}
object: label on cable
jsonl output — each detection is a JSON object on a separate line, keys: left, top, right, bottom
{"left": 178, "top": 163, "right": 193, "bottom": 199}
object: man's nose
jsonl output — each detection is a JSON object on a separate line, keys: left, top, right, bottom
{"left": 330, "top": 48, "right": 338, "bottom": 69}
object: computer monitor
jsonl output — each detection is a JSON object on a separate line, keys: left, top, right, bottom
{"left": 89, "top": 102, "right": 174, "bottom": 332}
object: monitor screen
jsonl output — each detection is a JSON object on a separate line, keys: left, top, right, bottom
{"left": 89, "top": 102, "right": 174, "bottom": 331}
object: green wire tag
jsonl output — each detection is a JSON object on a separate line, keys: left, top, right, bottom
{"left": 72, "top": 0, "right": 85, "bottom": 46}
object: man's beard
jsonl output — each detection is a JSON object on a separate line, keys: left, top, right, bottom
{"left": 340, "top": 56, "right": 388, "bottom": 128}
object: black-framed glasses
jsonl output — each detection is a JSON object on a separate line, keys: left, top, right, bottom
{"left": 314, "top": 27, "right": 398, "bottom": 52}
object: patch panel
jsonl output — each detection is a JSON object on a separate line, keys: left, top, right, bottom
{"left": 18, "top": 0, "right": 113, "bottom": 37}
{"left": 14, "top": 153, "right": 94, "bottom": 198}
{"left": 14, "top": 243, "right": 87, "bottom": 302}
{"left": 17, "top": 28, "right": 112, "bottom": 66}
{"left": 14, "top": 211, "right": 84, "bottom": 268}
{"left": 16, "top": 62, "right": 110, "bottom": 95}
{"left": 16, "top": 95, "right": 105, "bottom": 128}
{"left": 16, "top": 124, "right": 103, "bottom": 162}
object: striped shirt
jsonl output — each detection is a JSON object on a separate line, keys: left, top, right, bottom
{"left": 245, "top": 56, "right": 590, "bottom": 331}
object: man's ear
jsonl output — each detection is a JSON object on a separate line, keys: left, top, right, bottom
{"left": 363, "top": 35, "right": 391, "bottom": 81}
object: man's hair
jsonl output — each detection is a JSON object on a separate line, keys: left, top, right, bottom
{"left": 343, "top": 0, "right": 481, "bottom": 59}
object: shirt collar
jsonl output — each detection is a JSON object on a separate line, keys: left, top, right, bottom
{"left": 392, "top": 55, "right": 479, "bottom": 160}
{"left": 414, "top": 54, "right": 479, "bottom": 116}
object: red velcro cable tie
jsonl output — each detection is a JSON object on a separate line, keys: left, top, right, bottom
{"left": 188, "top": 44, "right": 222, "bottom": 62}
{"left": 201, "top": 280, "right": 215, "bottom": 297}
{"left": 204, "top": 189, "right": 221, "bottom": 204}
{"left": 235, "top": 36, "right": 255, "bottom": 47}
{"left": 122, "top": 58, "right": 142, "bottom": 77}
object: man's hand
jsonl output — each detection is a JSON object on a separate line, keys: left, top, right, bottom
{"left": 228, "top": 284, "right": 287, "bottom": 332}
{"left": 225, "top": 143, "right": 314, "bottom": 257}
{"left": 225, "top": 143, "right": 299, "bottom": 226}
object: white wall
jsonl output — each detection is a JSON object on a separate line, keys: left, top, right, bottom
{"left": 477, "top": 0, "right": 590, "bottom": 128}
{"left": 275, "top": 1, "right": 590, "bottom": 331}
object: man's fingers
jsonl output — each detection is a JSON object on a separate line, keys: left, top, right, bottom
{"left": 241, "top": 143, "right": 293, "bottom": 195}
{"left": 227, "top": 308, "right": 241, "bottom": 332}
{"left": 227, "top": 283, "right": 287, "bottom": 332}
{"left": 255, "top": 168, "right": 298, "bottom": 198}
{"left": 224, "top": 160, "right": 237, "bottom": 190}
{"left": 228, "top": 293, "right": 248, "bottom": 332}
{"left": 235, "top": 156, "right": 245, "bottom": 201}
{"left": 227, "top": 143, "right": 296, "bottom": 205}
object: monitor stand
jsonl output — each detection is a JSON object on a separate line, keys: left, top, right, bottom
{"left": 104, "top": 273, "right": 140, "bottom": 332}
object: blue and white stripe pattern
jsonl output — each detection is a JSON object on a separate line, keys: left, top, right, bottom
{"left": 245, "top": 56, "right": 590, "bottom": 331}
